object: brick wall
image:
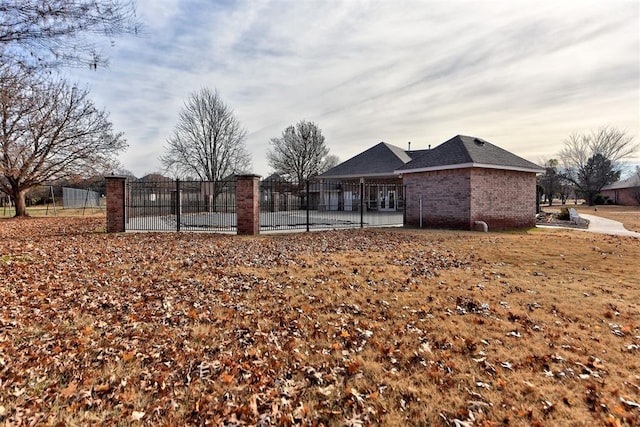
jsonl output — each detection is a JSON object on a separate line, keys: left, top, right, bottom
{"left": 105, "top": 176, "right": 127, "bottom": 233}
{"left": 469, "top": 168, "right": 537, "bottom": 230}
{"left": 601, "top": 188, "right": 640, "bottom": 206}
{"left": 236, "top": 175, "right": 260, "bottom": 235}
{"left": 404, "top": 169, "right": 472, "bottom": 229}
{"left": 404, "top": 168, "right": 537, "bottom": 230}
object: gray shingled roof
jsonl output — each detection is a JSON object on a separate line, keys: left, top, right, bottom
{"left": 601, "top": 174, "right": 640, "bottom": 190}
{"left": 320, "top": 142, "right": 420, "bottom": 178}
{"left": 397, "top": 135, "right": 543, "bottom": 173}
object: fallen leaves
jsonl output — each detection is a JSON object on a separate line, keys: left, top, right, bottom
{"left": 131, "top": 410, "right": 145, "bottom": 421}
{"left": 60, "top": 381, "right": 77, "bottom": 399}
{"left": 0, "top": 218, "right": 639, "bottom": 425}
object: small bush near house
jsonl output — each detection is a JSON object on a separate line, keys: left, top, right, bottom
{"left": 593, "top": 194, "right": 610, "bottom": 205}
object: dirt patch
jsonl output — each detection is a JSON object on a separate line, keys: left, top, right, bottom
{"left": 1, "top": 218, "right": 639, "bottom": 426}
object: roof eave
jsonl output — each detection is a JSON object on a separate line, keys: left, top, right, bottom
{"left": 396, "top": 162, "right": 544, "bottom": 175}
{"left": 319, "top": 172, "right": 401, "bottom": 180}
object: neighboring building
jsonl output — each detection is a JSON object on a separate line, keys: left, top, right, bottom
{"left": 601, "top": 174, "right": 640, "bottom": 206}
{"left": 319, "top": 135, "right": 543, "bottom": 230}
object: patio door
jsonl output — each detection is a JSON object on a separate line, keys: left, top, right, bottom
{"left": 387, "top": 190, "right": 396, "bottom": 211}
{"left": 379, "top": 187, "right": 396, "bottom": 211}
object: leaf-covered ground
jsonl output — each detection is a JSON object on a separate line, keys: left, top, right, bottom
{"left": 1, "top": 218, "right": 639, "bottom": 426}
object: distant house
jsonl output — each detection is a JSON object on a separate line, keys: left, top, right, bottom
{"left": 321, "top": 135, "right": 543, "bottom": 230}
{"left": 397, "top": 135, "right": 543, "bottom": 230}
{"left": 601, "top": 174, "right": 640, "bottom": 206}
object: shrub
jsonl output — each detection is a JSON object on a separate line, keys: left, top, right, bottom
{"left": 558, "top": 206, "right": 570, "bottom": 220}
{"left": 593, "top": 194, "right": 609, "bottom": 205}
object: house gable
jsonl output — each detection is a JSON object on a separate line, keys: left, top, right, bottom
{"left": 320, "top": 142, "right": 414, "bottom": 179}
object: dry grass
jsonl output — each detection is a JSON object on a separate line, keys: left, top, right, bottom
{"left": 0, "top": 204, "right": 105, "bottom": 218}
{"left": 0, "top": 217, "right": 638, "bottom": 426}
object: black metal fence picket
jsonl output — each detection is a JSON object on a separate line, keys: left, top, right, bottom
{"left": 259, "top": 177, "right": 404, "bottom": 231}
{"left": 126, "top": 178, "right": 236, "bottom": 232}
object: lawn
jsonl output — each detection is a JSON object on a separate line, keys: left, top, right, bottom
{"left": 1, "top": 218, "right": 638, "bottom": 426}
{"left": 0, "top": 204, "right": 105, "bottom": 219}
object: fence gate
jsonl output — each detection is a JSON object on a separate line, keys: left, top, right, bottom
{"left": 125, "top": 178, "right": 236, "bottom": 232}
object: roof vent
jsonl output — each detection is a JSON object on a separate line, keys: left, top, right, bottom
{"left": 474, "top": 138, "right": 486, "bottom": 146}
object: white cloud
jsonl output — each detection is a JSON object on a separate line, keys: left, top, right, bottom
{"left": 65, "top": 0, "right": 640, "bottom": 177}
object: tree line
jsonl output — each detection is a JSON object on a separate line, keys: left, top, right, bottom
{"left": 538, "top": 127, "right": 638, "bottom": 206}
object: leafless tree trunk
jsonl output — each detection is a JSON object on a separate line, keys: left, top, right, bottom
{"left": 0, "top": 65, "right": 127, "bottom": 217}
{"left": 160, "top": 88, "right": 251, "bottom": 183}
{"left": 0, "top": 0, "right": 141, "bottom": 70}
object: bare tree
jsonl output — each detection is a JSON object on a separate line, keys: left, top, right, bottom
{"left": 321, "top": 154, "right": 340, "bottom": 174}
{"left": 160, "top": 88, "right": 252, "bottom": 182}
{"left": 0, "top": 0, "right": 141, "bottom": 70}
{"left": 537, "top": 158, "right": 561, "bottom": 206}
{"left": 267, "top": 120, "right": 331, "bottom": 184}
{"left": 560, "top": 127, "right": 637, "bottom": 205}
{"left": 0, "top": 66, "right": 126, "bottom": 216}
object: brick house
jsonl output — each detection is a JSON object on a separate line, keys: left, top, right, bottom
{"left": 397, "top": 135, "right": 543, "bottom": 231}
{"left": 600, "top": 174, "right": 640, "bottom": 206}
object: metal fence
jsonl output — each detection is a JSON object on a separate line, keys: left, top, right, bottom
{"left": 124, "top": 177, "right": 404, "bottom": 232}
{"left": 126, "top": 179, "right": 236, "bottom": 232}
{"left": 260, "top": 177, "right": 404, "bottom": 231}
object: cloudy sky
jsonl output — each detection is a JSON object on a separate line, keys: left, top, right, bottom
{"left": 65, "top": 0, "right": 640, "bottom": 178}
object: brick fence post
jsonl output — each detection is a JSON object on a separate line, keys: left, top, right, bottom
{"left": 236, "top": 174, "right": 261, "bottom": 235}
{"left": 106, "top": 176, "right": 127, "bottom": 233}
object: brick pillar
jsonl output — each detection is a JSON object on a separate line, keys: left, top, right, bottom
{"left": 236, "top": 175, "right": 260, "bottom": 235}
{"left": 106, "top": 176, "right": 127, "bottom": 233}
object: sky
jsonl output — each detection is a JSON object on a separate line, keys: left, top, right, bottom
{"left": 65, "top": 0, "right": 640, "bottom": 178}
